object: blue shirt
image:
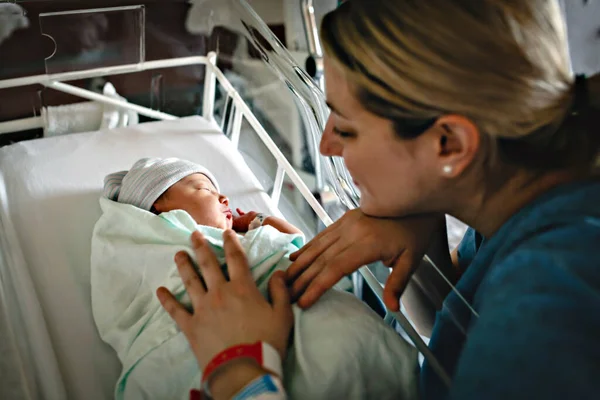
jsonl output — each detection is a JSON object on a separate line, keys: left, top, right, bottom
{"left": 420, "top": 179, "right": 600, "bottom": 400}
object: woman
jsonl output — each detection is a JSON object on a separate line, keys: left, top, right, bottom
{"left": 157, "top": 0, "right": 600, "bottom": 399}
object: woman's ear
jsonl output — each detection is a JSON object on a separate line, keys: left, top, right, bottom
{"left": 433, "top": 115, "right": 480, "bottom": 178}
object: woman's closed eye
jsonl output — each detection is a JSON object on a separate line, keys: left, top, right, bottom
{"left": 333, "top": 126, "right": 355, "bottom": 138}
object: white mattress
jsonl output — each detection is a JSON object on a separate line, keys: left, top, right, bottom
{"left": 0, "top": 116, "right": 289, "bottom": 400}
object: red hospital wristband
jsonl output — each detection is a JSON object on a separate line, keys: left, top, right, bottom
{"left": 202, "top": 341, "right": 283, "bottom": 385}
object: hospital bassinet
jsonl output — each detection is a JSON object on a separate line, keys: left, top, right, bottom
{"left": 0, "top": 1, "right": 455, "bottom": 398}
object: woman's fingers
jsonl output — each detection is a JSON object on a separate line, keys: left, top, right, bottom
{"left": 191, "top": 231, "right": 226, "bottom": 288}
{"left": 295, "top": 245, "right": 359, "bottom": 308}
{"left": 288, "top": 221, "right": 339, "bottom": 262}
{"left": 157, "top": 286, "right": 192, "bottom": 331}
{"left": 291, "top": 233, "right": 377, "bottom": 300}
{"left": 174, "top": 251, "right": 206, "bottom": 306}
{"left": 286, "top": 227, "right": 339, "bottom": 282}
{"left": 296, "top": 268, "right": 342, "bottom": 309}
{"left": 223, "top": 230, "right": 253, "bottom": 282}
{"left": 289, "top": 234, "right": 348, "bottom": 297}
{"left": 288, "top": 215, "right": 345, "bottom": 260}
{"left": 383, "top": 254, "right": 413, "bottom": 311}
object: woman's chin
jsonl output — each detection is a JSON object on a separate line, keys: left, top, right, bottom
{"left": 360, "top": 198, "right": 407, "bottom": 218}
{"left": 359, "top": 199, "right": 387, "bottom": 217}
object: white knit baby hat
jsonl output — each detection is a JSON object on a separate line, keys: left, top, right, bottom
{"left": 103, "top": 157, "right": 220, "bottom": 211}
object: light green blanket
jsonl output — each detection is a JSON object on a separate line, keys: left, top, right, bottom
{"left": 91, "top": 198, "right": 418, "bottom": 400}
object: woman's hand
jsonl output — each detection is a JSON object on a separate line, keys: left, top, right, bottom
{"left": 156, "top": 229, "right": 294, "bottom": 369}
{"left": 286, "top": 209, "right": 443, "bottom": 311}
{"left": 232, "top": 208, "right": 258, "bottom": 232}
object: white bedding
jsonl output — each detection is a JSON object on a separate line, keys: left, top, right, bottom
{"left": 0, "top": 116, "right": 292, "bottom": 400}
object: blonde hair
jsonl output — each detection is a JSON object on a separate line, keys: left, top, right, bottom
{"left": 321, "top": 0, "right": 600, "bottom": 170}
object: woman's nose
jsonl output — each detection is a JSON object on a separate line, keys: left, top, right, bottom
{"left": 320, "top": 116, "right": 343, "bottom": 157}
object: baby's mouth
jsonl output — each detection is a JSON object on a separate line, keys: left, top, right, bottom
{"left": 224, "top": 209, "right": 233, "bottom": 220}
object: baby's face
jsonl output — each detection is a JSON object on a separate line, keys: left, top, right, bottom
{"left": 153, "top": 173, "right": 233, "bottom": 230}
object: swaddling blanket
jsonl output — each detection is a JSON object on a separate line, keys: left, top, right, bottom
{"left": 91, "top": 198, "right": 419, "bottom": 399}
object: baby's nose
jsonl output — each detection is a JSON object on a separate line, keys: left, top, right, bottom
{"left": 219, "top": 194, "right": 229, "bottom": 205}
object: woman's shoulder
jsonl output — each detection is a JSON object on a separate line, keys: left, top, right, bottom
{"left": 510, "top": 178, "right": 600, "bottom": 235}
{"left": 452, "top": 234, "right": 600, "bottom": 400}
{"left": 483, "top": 218, "right": 600, "bottom": 297}
{"left": 458, "top": 179, "right": 600, "bottom": 279}
{"left": 452, "top": 198, "right": 600, "bottom": 399}
{"left": 482, "top": 193, "right": 600, "bottom": 301}
{"left": 474, "top": 179, "right": 600, "bottom": 310}
{"left": 481, "top": 178, "right": 600, "bottom": 262}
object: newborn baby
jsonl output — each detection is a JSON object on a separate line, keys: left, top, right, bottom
{"left": 93, "top": 157, "right": 419, "bottom": 400}
{"left": 103, "top": 157, "right": 300, "bottom": 235}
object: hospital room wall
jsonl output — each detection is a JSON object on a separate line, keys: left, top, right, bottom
{"left": 560, "top": 0, "right": 600, "bottom": 76}
{"left": 245, "top": 0, "right": 337, "bottom": 51}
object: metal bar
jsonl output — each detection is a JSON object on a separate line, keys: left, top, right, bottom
{"left": 0, "top": 116, "right": 44, "bottom": 135}
{"left": 300, "top": 0, "right": 325, "bottom": 91}
{"left": 0, "top": 56, "right": 208, "bottom": 90}
{"left": 351, "top": 271, "right": 364, "bottom": 300}
{"left": 220, "top": 94, "right": 234, "bottom": 133}
{"left": 40, "top": 5, "right": 143, "bottom": 17}
{"left": 44, "top": 81, "right": 177, "bottom": 121}
{"left": 271, "top": 166, "right": 286, "bottom": 206}
{"left": 230, "top": 107, "right": 243, "bottom": 149}
{"left": 300, "top": 0, "right": 323, "bottom": 57}
{"left": 210, "top": 64, "right": 333, "bottom": 226}
{"left": 202, "top": 52, "right": 217, "bottom": 121}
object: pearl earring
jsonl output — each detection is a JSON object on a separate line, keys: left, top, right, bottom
{"left": 443, "top": 165, "right": 453, "bottom": 175}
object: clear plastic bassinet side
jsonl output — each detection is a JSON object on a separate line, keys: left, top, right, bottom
{"left": 186, "top": 0, "right": 360, "bottom": 223}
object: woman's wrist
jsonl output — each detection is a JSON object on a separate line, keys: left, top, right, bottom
{"left": 202, "top": 341, "right": 284, "bottom": 399}
{"left": 208, "top": 358, "right": 271, "bottom": 400}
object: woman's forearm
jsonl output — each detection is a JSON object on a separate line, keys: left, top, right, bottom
{"left": 208, "top": 360, "right": 286, "bottom": 400}
{"left": 208, "top": 360, "right": 266, "bottom": 399}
